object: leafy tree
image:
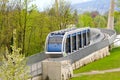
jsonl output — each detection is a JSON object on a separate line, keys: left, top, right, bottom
{"left": 0, "top": 29, "right": 30, "bottom": 80}
{"left": 0, "top": 0, "right": 14, "bottom": 60}
{"left": 46, "top": 0, "right": 73, "bottom": 29}
{"left": 116, "top": 0, "right": 120, "bottom": 11}
{"left": 0, "top": 0, "right": 112, "bottom": 57}
{"left": 114, "top": 0, "right": 120, "bottom": 33}
{"left": 0, "top": 0, "right": 35, "bottom": 56}
{"left": 93, "top": 15, "right": 107, "bottom": 28}
{"left": 115, "top": 20, "right": 120, "bottom": 34}
{"left": 78, "top": 14, "right": 94, "bottom": 27}
{"left": 25, "top": 11, "right": 51, "bottom": 56}
{"left": 114, "top": 11, "right": 120, "bottom": 33}
{"left": 73, "top": 10, "right": 79, "bottom": 25}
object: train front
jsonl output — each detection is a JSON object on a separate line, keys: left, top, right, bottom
{"left": 45, "top": 32, "right": 65, "bottom": 58}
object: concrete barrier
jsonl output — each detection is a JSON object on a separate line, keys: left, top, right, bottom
{"left": 42, "top": 60, "right": 73, "bottom": 80}
{"left": 37, "top": 46, "right": 109, "bottom": 80}
{"left": 72, "top": 47, "right": 109, "bottom": 70}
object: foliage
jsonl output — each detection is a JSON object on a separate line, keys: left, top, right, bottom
{"left": 78, "top": 14, "right": 94, "bottom": 27}
{"left": 74, "top": 47, "right": 120, "bottom": 74}
{"left": 0, "top": 29, "right": 30, "bottom": 80}
{"left": 114, "top": 11, "right": 120, "bottom": 34}
{"left": 116, "top": 0, "right": 120, "bottom": 11}
{"left": 114, "top": 20, "right": 120, "bottom": 34}
{"left": 46, "top": 0, "right": 73, "bottom": 29}
{"left": 0, "top": 0, "right": 120, "bottom": 57}
{"left": 93, "top": 15, "right": 107, "bottom": 28}
{"left": 114, "top": 0, "right": 120, "bottom": 33}
{"left": 0, "top": 0, "right": 76, "bottom": 56}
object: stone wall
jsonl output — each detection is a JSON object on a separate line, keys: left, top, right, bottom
{"left": 30, "top": 47, "right": 109, "bottom": 80}
{"left": 72, "top": 47, "right": 109, "bottom": 70}
{"left": 42, "top": 60, "right": 73, "bottom": 80}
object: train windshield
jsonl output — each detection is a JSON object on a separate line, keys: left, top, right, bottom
{"left": 47, "top": 36, "right": 63, "bottom": 52}
{"left": 48, "top": 36, "right": 63, "bottom": 44}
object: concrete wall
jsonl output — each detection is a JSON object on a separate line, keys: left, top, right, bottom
{"left": 42, "top": 60, "right": 73, "bottom": 80}
{"left": 29, "top": 47, "right": 109, "bottom": 80}
{"left": 41, "top": 47, "right": 109, "bottom": 80}
{"left": 72, "top": 47, "right": 109, "bottom": 70}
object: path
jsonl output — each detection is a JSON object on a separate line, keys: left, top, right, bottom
{"left": 73, "top": 68, "right": 120, "bottom": 77}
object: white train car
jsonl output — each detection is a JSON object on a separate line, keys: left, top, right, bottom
{"left": 45, "top": 27, "right": 90, "bottom": 58}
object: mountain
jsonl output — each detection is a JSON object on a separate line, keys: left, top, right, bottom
{"left": 71, "top": 0, "right": 111, "bottom": 14}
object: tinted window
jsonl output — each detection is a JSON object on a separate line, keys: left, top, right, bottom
{"left": 48, "top": 36, "right": 63, "bottom": 44}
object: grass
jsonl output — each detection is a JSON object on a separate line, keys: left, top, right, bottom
{"left": 74, "top": 47, "right": 120, "bottom": 74}
{"left": 72, "top": 47, "right": 120, "bottom": 80}
{"left": 71, "top": 72, "right": 120, "bottom": 80}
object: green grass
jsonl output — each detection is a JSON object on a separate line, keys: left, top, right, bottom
{"left": 74, "top": 47, "right": 120, "bottom": 74}
{"left": 71, "top": 72, "right": 120, "bottom": 80}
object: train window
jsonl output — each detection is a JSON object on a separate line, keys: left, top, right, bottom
{"left": 87, "top": 30, "right": 90, "bottom": 45}
{"left": 72, "top": 34, "right": 76, "bottom": 51}
{"left": 48, "top": 36, "right": 63, "bottom": 44}
{"left": 78, "top": 33, "right": 82, "bottom": 48}
{"left": 47, "top": 36, "right": 63, "bottom": 52}
{"left": 66, "top": 37, "right": 71, "bottom": 53}
{"left": 83, "top": 31, "right": 87, "bottom": 46}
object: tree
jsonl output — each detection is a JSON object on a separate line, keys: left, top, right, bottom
{"left": 116, "top": 0, "right": 120, "bottom": 11}
{"left": 0, "top": 29, "right": 30, "bottom": 80}
{"left": 0, "top": 0, "right": 79, "bottom": 57}
{"left": 93, "top": 15, "right": 107, "bottom": 28}
{"left": 114, "top": 11, "right": 120, "bottom": 33}
{"left": 46, "top": 0, "right": 73, "bottom": 29}
{"left": 114, "top": 0, "right": 120, "bottom": 33}
{"left": 73, "top": 10, "right": 78, "bottom": 25}
{"left": 114, "top": 20, "right": 120, "bottom": 34}
{"left": 78, "top": 14, "right": 94, "bottom": 27}
{"left": 0, "top": 0, "right": 14, "bottom": 60}
{"left": 25, "top": 11, "right": 51, "bottom": 56}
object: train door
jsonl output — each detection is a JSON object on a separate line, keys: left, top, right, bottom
{"left": 76, "top": 33, "right": 79, "bottom": 50}
{"left": 65, "top": 35, "right": 71, "bottom": 53}
{"left": 72, "top": 33, "right": 76, "bottom": 52}
{"left": 78, "top": 32, "right": 82, "bottom": 48}
{"left": 47, "top": 36, "right": 63, "bottom": 52}
{"left": 83, "top": 30, "right": 87, "bottom": 46}
{"left": 87, "top": 29, "right": 90, "bottom": 45}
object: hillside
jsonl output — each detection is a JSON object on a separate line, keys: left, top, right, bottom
{"left": 71, "top": 0, "right": 111, "bottom": 14}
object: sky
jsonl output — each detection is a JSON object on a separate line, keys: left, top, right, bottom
{"left": 33, "top": 0, "right": 92, "bottom": 11}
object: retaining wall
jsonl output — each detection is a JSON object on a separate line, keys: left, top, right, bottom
{"left": 41, "top": 46, "right": 109, "bottom": 80}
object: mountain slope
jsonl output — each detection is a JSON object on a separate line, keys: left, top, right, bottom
{"left": 71, "top": 0, "right": 111, "bottom": 14}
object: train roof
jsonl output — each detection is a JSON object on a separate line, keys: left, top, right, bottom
{"left": 50, "top": 27, "right": 90, "bottom": 36}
